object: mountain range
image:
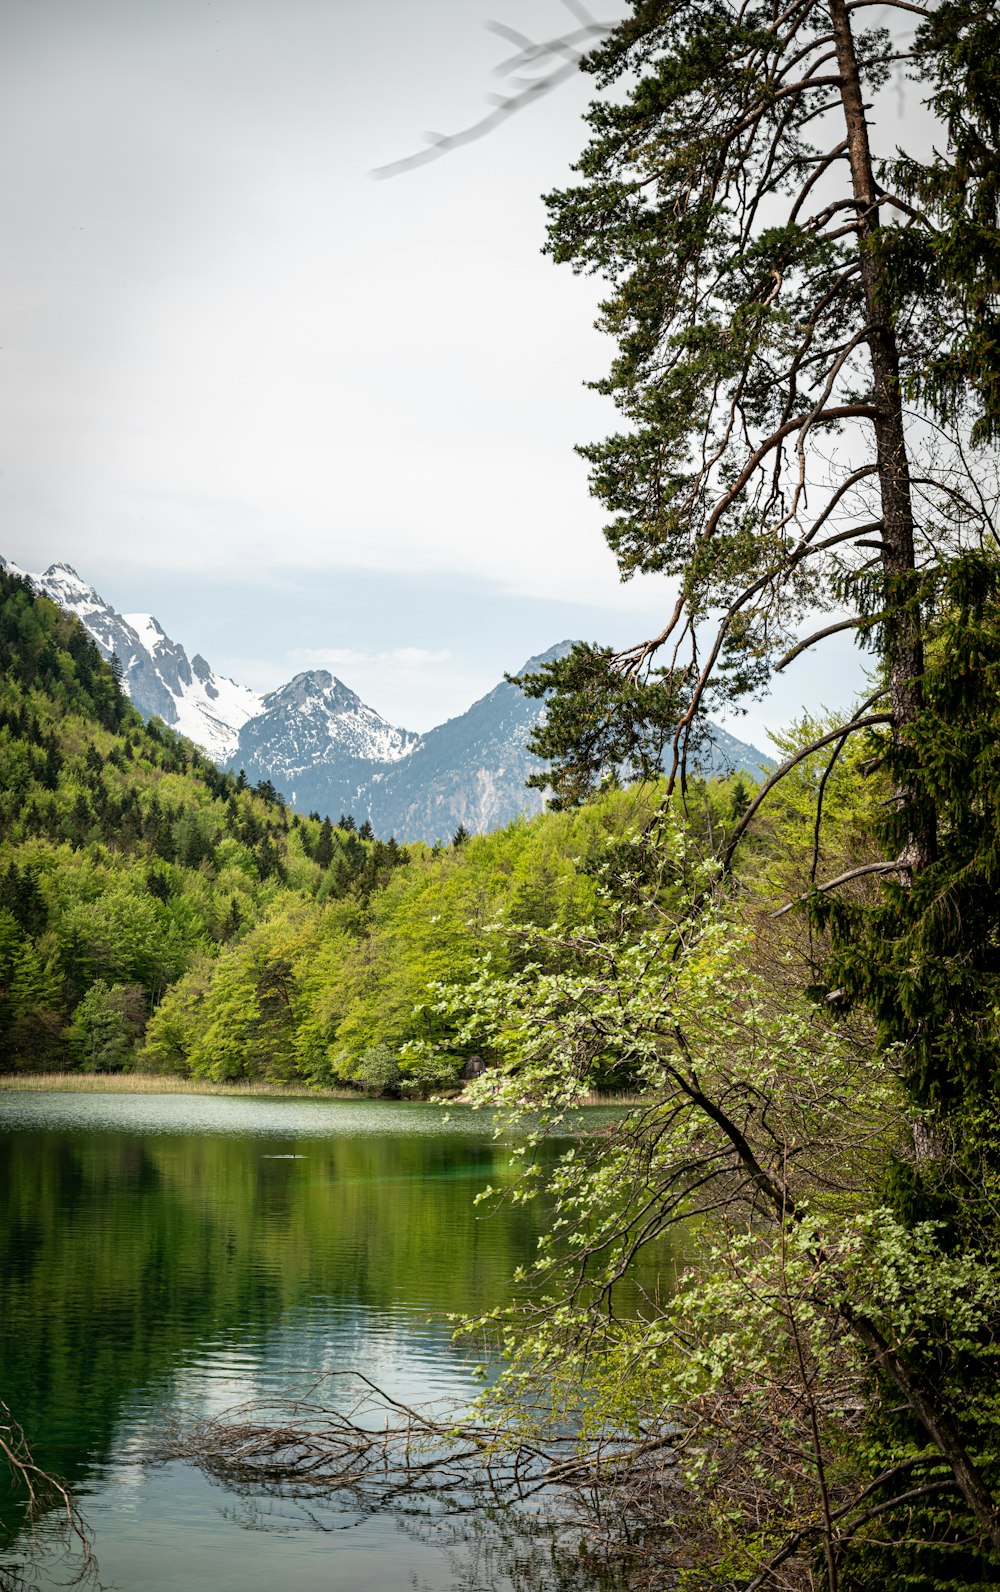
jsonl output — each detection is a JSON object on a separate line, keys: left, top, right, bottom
{"left": 3, "top": 559, "right": 261, "bottom": 761}
{"left": 2, "top": 556, "right": 770, "bottom": 842}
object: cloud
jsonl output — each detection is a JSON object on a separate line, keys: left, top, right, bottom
{"left": 291, "top": 646, "right": 452, "bottom": 669}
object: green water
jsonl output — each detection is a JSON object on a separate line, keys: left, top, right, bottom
{"left": 0, "top": 1093, "right": 649, "bottom": 1591}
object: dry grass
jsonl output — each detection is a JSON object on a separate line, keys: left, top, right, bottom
{"left": 0, "top": 1072, "right": 361, "bottom": 1100}
{"left": 0, "top": 1074, "right": 640, "bottom": 1107}
{"left": 576, "top": 1091, "right": 642, "bottom": 1107}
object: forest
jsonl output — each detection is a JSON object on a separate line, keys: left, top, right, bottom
{"left": 0, "top": 563, "right": 760, "bottom": 1094}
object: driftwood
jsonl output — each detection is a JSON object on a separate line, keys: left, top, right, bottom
{"left": 155, "top": 1371, "right": 674, "bottom": 1505}
{"left": 152, "top": 1371, "right": 682, "bottom": 1589}
{"left": 0, "top": 1403, "right": 98, "bottom": 1592}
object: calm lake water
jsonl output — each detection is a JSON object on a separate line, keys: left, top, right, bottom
{"left": 0, "top": 1092, "right": 653, "bottom": 1592}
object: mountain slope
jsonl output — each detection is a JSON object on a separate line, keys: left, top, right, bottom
{"left": 0, "top": 559, "right": 261, "bottom": 760}
{"left": 346, "top": 645, "right": 771, "bottom": 844}
{"left": 8, "top": 556, "right": 771, "bottom": 841}
{"left": 353, "top": 644, "right": 568, "bottom": 842}
{"left": 229, "top": 670, "right": 419, "bottom": 815}
{"left": 0, "top": 565, "right": 334, "bottom": 1071}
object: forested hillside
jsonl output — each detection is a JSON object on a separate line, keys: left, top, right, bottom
{"left": 0, "top": 568, "right": 758, "bottom": 1087}
{"left": 0, "top": 569, "right": 410, "bottom": 1075}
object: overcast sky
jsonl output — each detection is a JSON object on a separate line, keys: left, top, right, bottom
{"left": 1, "top": 0, "right": 872, "bottom": 741}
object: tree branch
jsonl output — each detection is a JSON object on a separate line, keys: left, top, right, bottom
{"left": 372, "top": 6, "right": 614, "bottom": 179}
{"left": 775, "top": 615, "right": 873, "bottom": 673}
{"left": 721, "top": 711, "right": 893, "bottom": 868}
{"left": 771, "top": 859, "right": 907, "bottom": 918}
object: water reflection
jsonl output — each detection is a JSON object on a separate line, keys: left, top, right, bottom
{"left": 0, "top": 1094, "right": 643, "bottom": 1591}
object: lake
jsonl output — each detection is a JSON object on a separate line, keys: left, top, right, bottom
{"left": 0, "top": 1092, "right": 653, "bottom": 1591}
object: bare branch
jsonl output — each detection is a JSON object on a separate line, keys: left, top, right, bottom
{"left": 0, "top": 1403, "right": 98, "bottom": 1589}
{"left": 775, "top": 615, "right": 873, "bottom": 672}
{"left": 722, "top": 709, "right": 893, "bottom": 867}
{"left": 372, "top": 7, "right": 614, "bottom": 179}
{"left": 771, "top": 859, "right": 907, "bottom": 918}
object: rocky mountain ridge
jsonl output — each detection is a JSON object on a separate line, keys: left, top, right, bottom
{"left": 231, "top": 669, "right": 420, "bottom": 812}
{"left": 1, "top": 558, "right": 261, "bottom": 761}
{"left": 5, "top": 555, "right": 770, "bottom": 842}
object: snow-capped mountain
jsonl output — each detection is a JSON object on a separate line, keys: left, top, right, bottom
{"left": 8, "top": 554, "right": 771, "bottom": 842}
{"left": 230, "top": 670, "right": 418, "bottom": 810}
{"left": 0, "top": 558, "right": 261, "bottom": 761}
{"left": 227, "top": 647, "right": 569, "bottom": 840}
{"left": 229, "top": 641, "right": 771, "bottom": 844}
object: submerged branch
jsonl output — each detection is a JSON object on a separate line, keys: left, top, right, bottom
{"left": 0, "top": 1404, "right": 98, "bottom": 1591}
{"left": 152, "top": 1371, "right": 681, "bottom": 1538}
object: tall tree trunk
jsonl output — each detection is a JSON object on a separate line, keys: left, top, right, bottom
{"left": 828, "top": 0, "right": 935, "bottom": 873}
{"left": 825, "top": 6, "right": 997, "bottom": 1548}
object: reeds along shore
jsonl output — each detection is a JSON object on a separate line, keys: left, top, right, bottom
{"left": 0, "top": 1073, "right": 640, "bottom": 1105}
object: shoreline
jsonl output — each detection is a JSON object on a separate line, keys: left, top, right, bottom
{"left": 0, "top": 1072, "right": 365, "bottom": 1100}
{"left": 0, "top": 1072, "right": 639, "bottom": 1107}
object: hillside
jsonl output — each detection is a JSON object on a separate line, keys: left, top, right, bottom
{"left": 1, "top": 558, "right": 261, "bottom": 759}
{"left": 0, "top": 568, "right": 771, "bottom": 1088}
{"left": 0, "top": 569, "right": 408, "bottom": 1072}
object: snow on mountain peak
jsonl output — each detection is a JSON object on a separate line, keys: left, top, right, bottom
{"left": 123, "top": 613, "right": 167, "bottom": 655}
{"left": 5, "top": 555, "right": 261, "bottom": 761}
{"left": 43, "top": 561, "right": 88, "bottom": 585}
{"left": 237, "top": 668, "right": 418, "bottom": 783}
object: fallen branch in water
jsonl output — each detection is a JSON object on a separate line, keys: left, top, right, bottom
{"left": 151, "top": 1366, "right": 969, "bottom": 1592}
{"left": 0, "top": 1403, "right": 98, "bottom": 1592}
{"left": 153, "top": 1371, "right": 671, "bottom": 1509}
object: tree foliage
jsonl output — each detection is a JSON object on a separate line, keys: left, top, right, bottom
{"left": 524, "top": 0, "right": 999, "bottom": 816}
{"left": 403, "top": 0, "right": 1000, "bottom": 1584}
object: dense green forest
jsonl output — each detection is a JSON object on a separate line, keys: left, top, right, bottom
{"left": 0, "top": 566, "right": 764, "bottom": 1091}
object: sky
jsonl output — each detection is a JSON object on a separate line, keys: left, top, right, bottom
{"left": 1, "top": 0, "right": 873, "bottom": 743}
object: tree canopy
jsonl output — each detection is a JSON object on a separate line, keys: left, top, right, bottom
{"left": 440, "top": 1, "right": 1000, "bottom": 1584}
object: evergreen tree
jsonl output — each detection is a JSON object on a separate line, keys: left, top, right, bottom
{"left": 314, "top": 817, "right": 335, "bottom": 870}
{"left": 728, "top": 777, "right": 751, "bottom": 822}
{"left": 530, "top": 0, "right": 998, "bottom": 831}
{"left": 501, "top": 0, "right": 1000, "bottom": 1577}
{"left": 68, "top": 980, "right": 146, "bottom": 1071}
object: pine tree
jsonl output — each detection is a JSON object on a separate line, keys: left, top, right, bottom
{"left": 530, "top": 0, "right": 998, "bottom": 846}
{"left": 314, "top": 817, "right": 335, "bottom": 870}
{"left": 511, "top": 0, "right": 1000, "bottom": 1574}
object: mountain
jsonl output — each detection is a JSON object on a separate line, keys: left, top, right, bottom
{"left": 229, "top": 669, "right": 419, "bottom": 815}
{"left": 696, "top": 720, "right": 774, "bottom": 781}
{"left": 225, "top": 646, "right": 569, "bottom": 843}
{"left": 349, "top": 644, "right": 567, "bottom": 841}
{"left": 0, "top": 559, "right": 261, "bottom": 761}
{"left": 8, "top": 555, "right": 771, "bottom": 842}
{"left": 227, "top": 640, "right": 771, "bottom": 845}
{"left": 341, "top": 645, "right": 770, "bottom": 843}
